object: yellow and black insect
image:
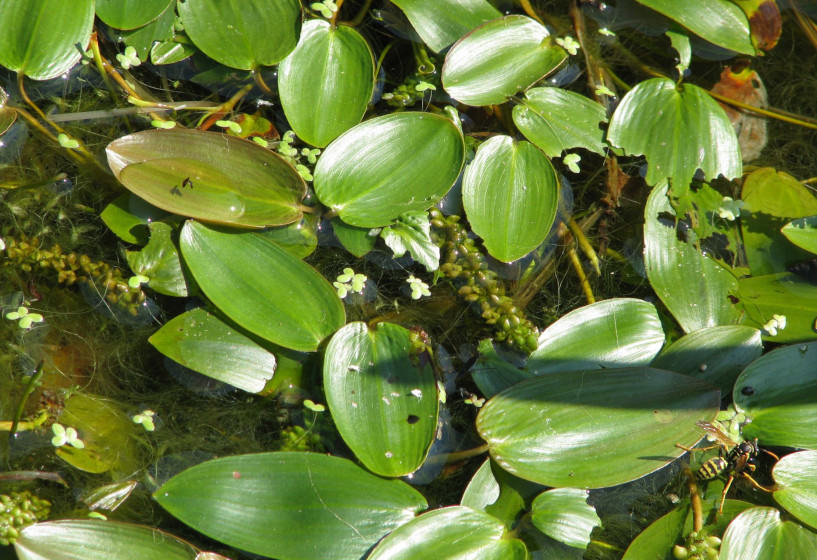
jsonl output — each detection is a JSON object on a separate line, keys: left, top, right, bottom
{"left": 677, "top": 421, "right": 779, "bottom": 513}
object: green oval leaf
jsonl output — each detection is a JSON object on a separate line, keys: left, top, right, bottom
{"left": 154, "top": 452, "right": 428, "bottom": 560}
{"left": 125, "top": 221, "right": 190, "bottom": 297}
{"left": 367, "top": 506, "right": 527, "bottom": 560}
{"left": 0, "top": 0, "right": 95, "bottom": 80}
{"left": 513, "top": 87, "right": 608, "bottom": 158}
{"left": 773, "top": 450, "right": 817, "bottom": 531}
{"left": 149, "top": 308, "right": 276, "bottom": 393}
{"left": 527, "top": 298, "right": 665, "bottom": 375}
{"left": 634, "top": 0, "right": 755, "bottom": 55}
{"left": 278, "top": 19, "right": 374, "bottom": 148}
{"left": 179, "top": 221, "right": 345, "bottom": 352}
{"left": 15, "top": 520, "right": 198, "bottom": 560}
{"left": 461, "top": 458, "right": 501, "bottom": 512}
{"left": 390, "top": 0, "right": 501, "bottom": 53}
{"left": 324, "top": 322, "right": 439, "bottom": 477}
{"left": 608, "top": 78, "right": 741, "bottom": 189}
{"left": 651, "top": 325, "right": 762, "bottom": 395}
{"left": 782, "top": 215, "right": 817, "bottom": 256}
{"left": 463, "top": 136, "right": 559, "bottom": 262}
{"left": 96, "top": 0, "right": 173, "bottom": 30}
{"left": 720, "top": 507, "right": 817, "bottom": 560}
{"left": 733, "top": 341, "right": 817, "bottom": 448}
{"left": 442, "top": 15, "right": 567, "bottom": 107}
{"left": 644, "top": 182, "right": 741, "bottom": 332}
{"left": 737, "top": 272, "right": 817, "bottom": 343}
{"left": 531, "top": 488, "right": 601, "bottom": 549}
{"left": 476, "top": 367, "right": 720, "bottom": 488}
{"left": 107, "top": 129, "right": 306, "bottom": 228}
{"left": 741, "top": 167, "right": 817, "bottom": 276}
{"left": 314, "top": 112, "right": 465, "bottom": 227}
{"left": 178, "top": 0, "right": 301, "bottom": 69}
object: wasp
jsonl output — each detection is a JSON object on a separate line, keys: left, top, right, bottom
{"left": 677, "top": 421, "right": 779, "bottom": 513}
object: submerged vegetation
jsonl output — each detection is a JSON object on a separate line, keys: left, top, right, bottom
{"left": 2, "top": 0, "right": 817, "bottom": 559}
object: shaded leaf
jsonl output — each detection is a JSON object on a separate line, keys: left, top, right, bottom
{"left": 96, "top": 0, "right": 173, "bottom": 30}
{"left": 126, "top": 221, "right": 190, "bottom": 297}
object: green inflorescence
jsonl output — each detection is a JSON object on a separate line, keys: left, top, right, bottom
{"left": 429, "top": 208, "right": 539, "bottom": 353}
{"left": 0, "top": 491, "right": 51, "bottom": 545}
{"left": 2, "top": 234, "right": 147, "bottom": 316}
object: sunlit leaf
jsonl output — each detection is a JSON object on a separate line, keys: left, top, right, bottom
{"left": 149, "top": 308, "right": 276, "bottom": 394}
{"left": 531, "top": 488, "right": 600, "bottom": 549}
{"left": 608, "top": 78, "right": 741, "bottom": 191}
{"left": 125, "top": 221, "right": 190, "bottom": 297}
{"left": 179, "top": 221, "right": 345, "bottom": 352}
{"left": 278, "top": 19, "right": 374, "bottom": 148}
{"left": 323, "top": 322, "right": 439, "bottom": 477}
{"left": 720, "top": 507, "right": 817, "bottom": 559}
{"left": 155, "top": 452, "right": 427, "bottom": 560}
{"left": 314, "top": 112, "right": 465, "bottom": 227}
{"left": 107, "top": 129, "right": 306, "bottom": 228}
{"left": 96, "top": 0, "right": 173, "bottom": 30}
{"left": 177, "top": 0, "right": 301, "bottom": 69}
{"left": 463, "top": 136, "right": 559, "bottom": 262}
{"left": 477, "top": 367, "right": 720, "bottom": 488}
{"left": 733, "top": 341, "right": 817, "bottom": 448}
{"left": 512, "top": 87, "right": 608, "bottom": 157}
{"left": 442, "top": 15, "right": 567, "bottom": 107}
{"left": 367, "top": 506, "right": 527, "bottom": 560}
{"left": 773, "top": 450, "right": 817, "bottom": 531}
{"left": 390, "top": 0, "right": 501, "bottom": 52}
{"left": 0, "top": 0, "right": 95, "bottom": 80}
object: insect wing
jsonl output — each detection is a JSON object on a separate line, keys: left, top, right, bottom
{"left": 695, "top": 421, "right": 737, "bottom": 448}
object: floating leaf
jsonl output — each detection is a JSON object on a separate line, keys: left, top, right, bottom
{"left": 634, "top": 0, "right": 755, "bottom": 55}
{"left": 651, "top": 325, "right": 762, "bottom": 394}
{"left": 0, "top": 0, "right": 95, "bottom": 80}
{"left": 15, "top": 520, "right": 198, "bottom": 560}
{"left": 463, "top": 136, "right": 559, "bottom": 262}
{"left": 179, "top": 221, "right": 344, "bottom": 352}
{"left": 278, "top": 19, "right": 374, "bottom": 148}
{"left": 125, "top": 221, "right": 190, "bottom": 297}
{"left": 380, "top": 211, "right": 440, "bottom": 272}
{"left": 177, "top": 0, "right": 301, "bottom": 69}
{"left": 720, "top": 507, "right": 817, "bottom": 559}
{"left": 155, "top": 452, "right": 427, "bottom": 560}
{"left": 149, "top": 308, "right": 276, "bottom": 394}
{"left": 367, "top": 506, "right": 527, "bottom": 560}
{"left": 607, "top": 78, "right": 741, "bottom": 191}
{"left": 313, "top": 112, "right": 465, "bottom": 227}
{"left": 531, "top": 488, "right": 601, "bottom": 549}
{"left": 741, "top": 168, "right": 817, "bottom": 275}
{"left": 527, "top": 298, "right": 665, "bottom": 375}
{"left": 442, "top": 15, "right": 567, "bottom": 107}
{"left": 476, "top": 367, "right": 720, "bottom": 488}
{"left": 390, "top": 0, "right": 501, "bottom": 53}
{"left": 737, "top": 273, "right": 817, "bottom": 343}
{"left": 782, "top": 215, "right": 817, "bottom": 256}
{"left": 733, "top": 341, "right": 817, "bottom": 448}
{"left": 773, "top": 450, "right": 817, "bottom": 531}
{"left": 512, "top": 87, "right": 608, "bottom": 157}
{"left": 107, "top": 129, "right": 306, "bottom": 228}
{"left": 323, "top": 322, "right": 439, "bottom": 477}
{"left": 96, "top": 0, "right": 173, "bottom": 30}
{"left": 333, "top": 219, "right": 377, "bottom": 257}
{"left": 644, "top": 182, "right": 741, "bottom": 332}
